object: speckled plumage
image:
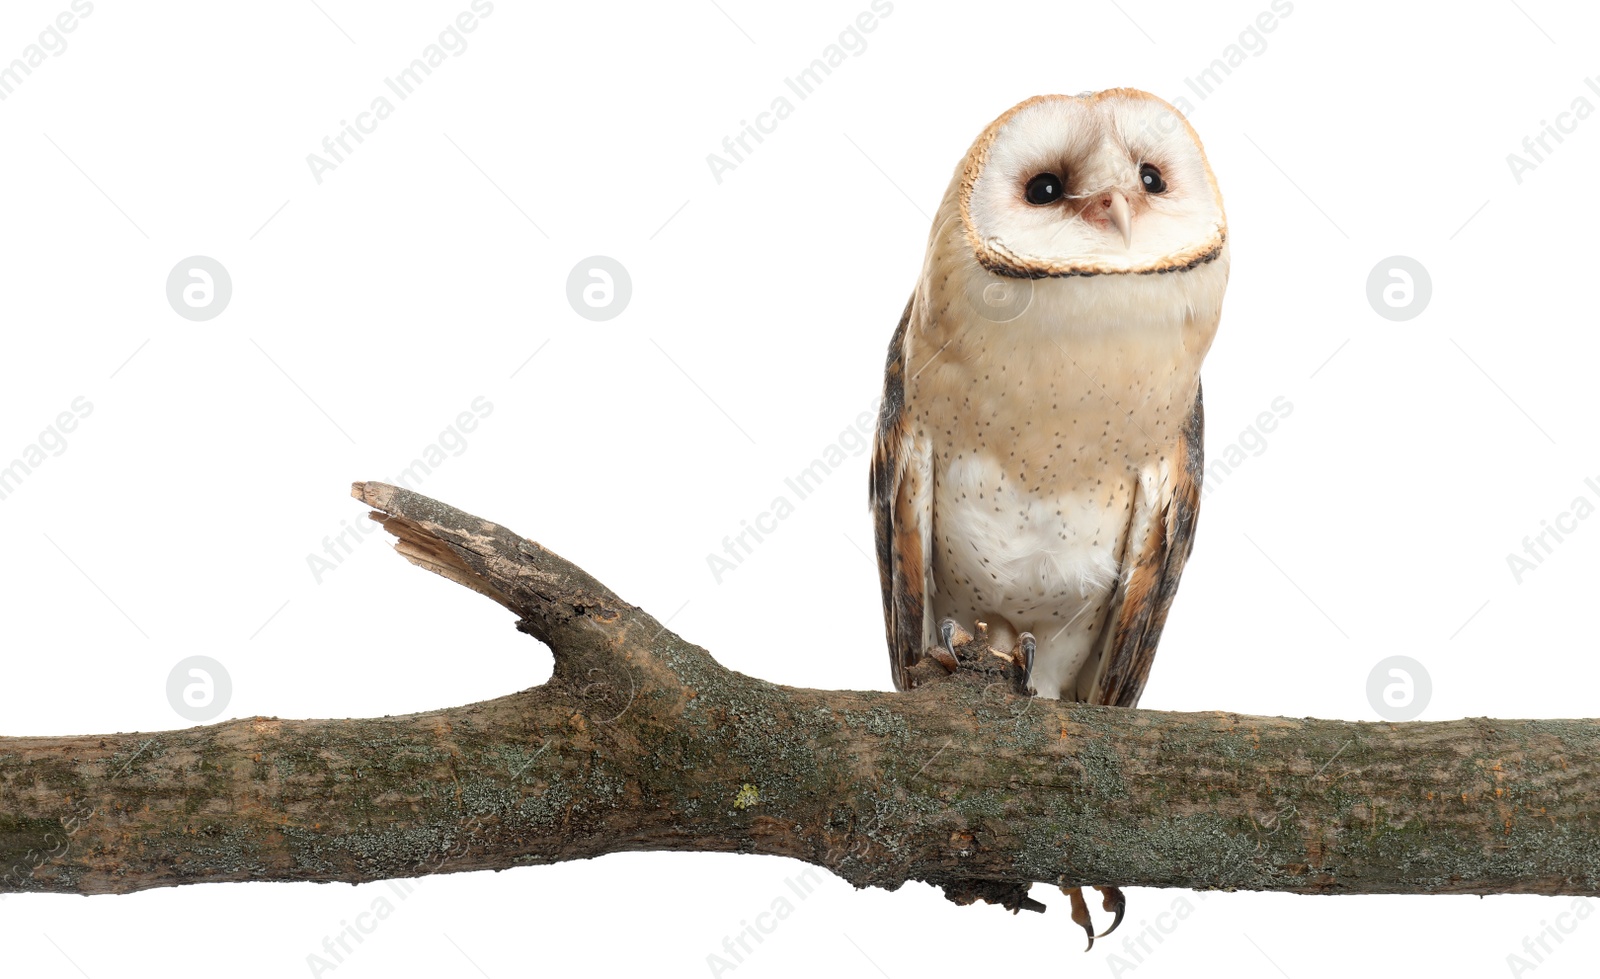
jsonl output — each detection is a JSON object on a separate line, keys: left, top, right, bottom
{"left": 871, "top": 90, "right": 1228, "bottom": 706}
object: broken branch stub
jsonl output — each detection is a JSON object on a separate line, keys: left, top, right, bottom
{"left": 0, "top": 482, "right": 1595, "bottom": 910}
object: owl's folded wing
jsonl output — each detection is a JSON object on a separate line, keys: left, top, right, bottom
{"left": 1083, "top": 383, "right": 1205, "bottom": 708}
{"left": 871, "top": 295, "right": 934, "bottom": 691}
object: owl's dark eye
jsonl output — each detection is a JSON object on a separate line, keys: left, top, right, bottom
{"left": 1024, "top": 172, "right": 1064, "bottom": 205}
{"left": 1139, "top": 163, "right": 1167, "bottom": 194}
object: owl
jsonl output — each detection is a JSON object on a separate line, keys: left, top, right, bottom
{"left": 869, "top": 89, "right": 1228, "bottom": 946}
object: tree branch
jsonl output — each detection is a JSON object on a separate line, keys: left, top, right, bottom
{"left": 3, "top": 482, "right": 1598, "bottom": 908}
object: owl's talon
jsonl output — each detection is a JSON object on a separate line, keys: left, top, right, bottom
{"left": 905, "top": 619, "right": 983, "bottom": 685}
{"left": 1093, "top": 885, "right": 1126, "bottom": 938}
{"left": 1013, "top": 632, "right": 1036, "bottom": 691}
{"left": 940, "top": 618, "right": 958, "bottom": 660}
{"left": 938, "top": 617, "right": 972, "bottom": 661}
{"left": 1064, "top": 886, "right": 1096, "bottom": 952}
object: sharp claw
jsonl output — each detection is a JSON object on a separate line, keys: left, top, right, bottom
{"left": 939, "top": 618, "right": 972, "bottom": 652}
{"left": 937, "top": 617, "right": 975, "bottom": 668}
{"left": 1093, "top": 885, "right": 1126, "bottom": 938}
{"left": 1016, "top": 632, "right": 1035, "bottom": 681}
{"left": 1064, "top": 886, "right": 1095, "bottom": 952}
{"left": 926, "top": 645, "right": 958, "bottom": 673}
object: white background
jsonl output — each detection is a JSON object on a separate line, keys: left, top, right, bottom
{"left": 1, "top": 1, "right": 1597, "bottom": 976}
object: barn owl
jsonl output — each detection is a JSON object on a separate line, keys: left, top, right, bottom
{"left": 869, "top": 89, "right": 1228, "bottom": 947}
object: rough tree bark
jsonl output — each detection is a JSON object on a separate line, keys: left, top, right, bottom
{"left": 2, "top": 482, "right": 1598, "bottom": 911}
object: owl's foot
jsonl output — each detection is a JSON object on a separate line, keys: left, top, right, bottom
{"left": 935, "top": 617, "right": 969, "bottom": 670}
{"left": 1095, "top": 885, "right": 1126, "bottom": 937}
{"left": 904, "top": 620, "right": 1021, "bottom": 687}
{"left": 1061, "top": 884, "right": 1127, "bottom": 951}
{"left": 1012, "top": 632, "right": 1036, "bottom": 694}
{"left": 903, "top": 619, "right": 965, "bottom": 683}
{"left": 1065, "top": 887, "right": 1094, "bottom": 950}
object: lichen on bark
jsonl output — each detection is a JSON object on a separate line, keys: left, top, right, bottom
{"left": 2, "top": 482, "right": 1599, "bottom": 908}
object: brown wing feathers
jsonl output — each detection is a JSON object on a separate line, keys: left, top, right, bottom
{"left": 870, "top": 295, "right": 924, "bottom": 690}
{"left": 1089, "top": 384, "right": 1205, "bottom": 708}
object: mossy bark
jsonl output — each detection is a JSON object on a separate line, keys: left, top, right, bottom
{"left": 3, "top": 482, "right": 1598, "bottom": 905}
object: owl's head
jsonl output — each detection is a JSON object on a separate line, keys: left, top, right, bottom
{"left": 957, "top": 90, "right": 1225, "bottom": 278}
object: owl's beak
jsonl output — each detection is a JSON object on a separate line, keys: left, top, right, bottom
{"left": 1104, "top": 191, "right": 1133, "bottom": 249}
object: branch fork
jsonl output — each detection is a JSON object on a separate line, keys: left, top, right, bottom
{"left": 1, "top": 482, "right": 1595, "bottom": 909}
